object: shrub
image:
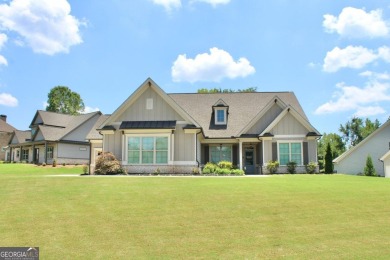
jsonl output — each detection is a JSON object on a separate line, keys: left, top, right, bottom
{"left": 52, "top": 159, "right": 57, "bottom": 167}
{"left": 153, "top": 168, "right": 161, "bottom": 175}
{"left": 42, "top": 162, "right": 46, "bottom": 167}
{"left": 218, "top": 161, "right": 233, "bottom": 170}
{"left": 95, "top": 152, "right": 125, "bottom": 175}
{"left": 266, "top": 160, "right": 279, "bottom": 174}
{"left": 287, "top": 161, "right": 297, "bottom": 174}
{"left": 192, "top": 167, "right": 200, "bottom": 175}
{"left": 202, "top": 168, "right": 211, "bottom": 174}
{"left": 364, "top": 155, "right": 376, "bottom": 177}
{"left": 305, "top": 162, "right": 317, "bottom": 174}
{"left": 231, "top": 169, "right": 245, "bottom": 175}
{"left": 216, "top": 168, "right": 231, "bottom": 175}
{"left": 82, "top": 165, "right": 89, "bottom": 174}
{"left": 324, "top": 143, "right": 333, "bottom": 174}
{"left": 204, "top": 162, "right": 217, "bottom": 173}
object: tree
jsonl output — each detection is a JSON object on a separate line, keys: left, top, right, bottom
{"left": 324, "top": 143, "right": 333, "bottom": 174}
{"left": 339, "top": 117, "right": 381, "bottom": 148}
{"left": 364, "top": 155, "right": 376, "bottom": 177}
{"left": 46, "top": 86, "right": 85, "bottom": 115}
{"left": 197, "top": 87, "right": 257, "bottom": 93}
{"left": 317, "top": 132, "right": 345, "bottom": 171}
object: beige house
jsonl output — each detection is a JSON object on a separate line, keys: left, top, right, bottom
{"left": 0, "top": 115, "right": 16, "bottom": 161}
{"left": 334, "top": 120, "right": 390, "bottom": 177}
{"left": 8, "top": 110, "right": 104, "bottom": 165}
{"left": 96, "top": 78, "right": 321, "bottom": 174}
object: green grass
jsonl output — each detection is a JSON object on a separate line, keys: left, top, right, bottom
{"left": 1, "top": 164, "right": 390, "bottom": 259}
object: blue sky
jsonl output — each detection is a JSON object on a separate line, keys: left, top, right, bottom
{"left": 0, "top": 0, "right": 389, "bottom": 135}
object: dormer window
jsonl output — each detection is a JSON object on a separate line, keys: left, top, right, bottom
{"left": 213, "top": 99, "right": 228, "bottom": 125}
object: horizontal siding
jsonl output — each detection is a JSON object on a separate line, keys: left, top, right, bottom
{"left": 57, "top": 143, "right": 90, "bottom": 160}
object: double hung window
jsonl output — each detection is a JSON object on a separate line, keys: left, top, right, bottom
{"left": 128, "top": 136, "right": 169, "bottom": 164}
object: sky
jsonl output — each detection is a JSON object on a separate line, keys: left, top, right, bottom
{"left": 0, "top": 0, "right": 389, "bottom": 135}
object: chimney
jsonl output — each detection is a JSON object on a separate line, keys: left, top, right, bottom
{"left": 0, "top": 115, "right": 7, "bottom": 122}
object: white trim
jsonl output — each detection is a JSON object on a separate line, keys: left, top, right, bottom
{"left": 122, "top": 129, "right": 173, "bottom": 134}
{"left": 273, "top": 135, "right": 306, "bottom": 138}
{"left": 172, "top": 161, "right": 197, "bottom": 165}
{"left": 214, "top": 107, "right": 227, "bottom": 125}
{"left": 239, "top": 140, "right": 243, "bottom": 170}
{"left": 277, "top": 140, "right": 303, "bottom": 166}
{"left": 100, "top": 130, "right": 115, "bottom": 135}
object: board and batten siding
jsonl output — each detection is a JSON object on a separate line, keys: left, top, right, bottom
{"left": 246, "top": 103, "right": 283, "bottom": 135}
{"left": 116, "top": 87, "right": 184, "bottom": 122}
{"left": 174, "top": 125, "right": 195, "bottom": 162}
{"left": 103, "top": 132, "right": 122, "bottom": 161}
{"left": 271, "top": 113, "right": 307, "bottom": 135}
{"left": 334, "top": 124, "right": 390, "bottom": 176}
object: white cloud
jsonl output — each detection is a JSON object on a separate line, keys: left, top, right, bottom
{"left": 0, "top": 93, "right": 18, "bottom": 107}
{"left": 315, "top": 76, "right": 390, "bottom": 116}
{"left": 323, "top": 46, "right": 390, "bottom": 72}
{"left": 191, "top": 0, "right": 230, "bottom": 7}
{"left": 323, "top": 46, "right": 377, "bottom": 72}
{"left": 0, "top": 55, "right": 7, "bottom": 66}
{"left": 0, "top": 0, "right": 84, "bottom": 55}
{"left": 0, "top": 33, "right": 7, "bottom": 49}
{"left": 323, "top": 7, "right": 389, "bottom": 38}
{"left": 81, "top": 106, "right": 100, "bottom": 114}
{"left": 152, "top": 0, "right": 181, "bottom": 12}
{"left": 172, "top": 47, "right": 255, "bottom": 83}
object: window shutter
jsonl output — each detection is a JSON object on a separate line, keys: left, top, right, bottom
{"left": 203, "top": 145, "right": 209, "bottom": 164}
{"left": 232, "top": 145, "right": 238, "bottom": 165}
{"left": 303, "top": 142, "right": 309, "bottom": 165}
{"left": 272, "top": 142, "right": 277, "bottom": 161}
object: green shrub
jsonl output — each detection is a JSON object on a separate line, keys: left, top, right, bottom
{"left": 95, "top": 152, "right": 125, "bottom": 175}
{"left": 231, "top": 169, "right": 245, "bottom": 175}
{"left": 204, "top": 162, "right": 217, "bottom": 173}
{"left": 364, "top": 155, "right": 376, "bottom": 177}
{"left": 287, "top": 161, "right": 297, "bottom": 174}
{"left": 216, "top": 168, "right": 231, "bottom": 175}
{"left": 266, "top": 161, "right": 279, "bottom": 174}
{"left": 305, "top": 162, "right": 317, "bottom": 174}
{"left": 42, "top": 162, "right": 46, "bottom": 167}
{"left": 52, "top": 159, "right": 57, "bottom": 167}
{"left": 202, "top": 168, "right": 211, "bottom": 174}
{"left": 218, "top": 161, "right": 233, "bottom": 170}
{"left": 82, "top": 165, "right": 89, "bottom": 174}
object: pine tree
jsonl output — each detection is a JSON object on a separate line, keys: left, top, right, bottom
{"left": 364, "top": 155, "right": 376, "bottom": 176}
{"left": 324, "top": 143, "right": 333, "bottom": 174}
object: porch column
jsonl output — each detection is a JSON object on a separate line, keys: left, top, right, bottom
{"left": 9, "top": 147, "right": 12, "bottom": 162}
{"left": 19, "top": 146, "right": 22, "bottom": 162}
{"left": 44, "top": 141, "right": 48, "bottom": 164}
{"left": 239, "top": 139, "right": 243, "bottom": 170}
{"left": 32, "top": 144, "right": 35, "bottom": 163}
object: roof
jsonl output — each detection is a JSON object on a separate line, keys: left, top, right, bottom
{"left": 334, "top": 119, "right": 390, "bottom": 163}
{"left": 120, "top": 120, "right": 176, "bottom": 129}
{"left": 86, "top": 114, "right": 110, "bottom": 140}
{"left": 11, "top": 130, "right": 31, "bottom": 144}
{"left": 0, "top": 120, "right": 16, "bottom": 133}
{"left": 169, "top": 92, "right": 308, "bottom": 138}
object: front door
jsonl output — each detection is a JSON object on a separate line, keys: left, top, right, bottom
{"left": 244, "top": 148, "right": 255, "bottom": 174}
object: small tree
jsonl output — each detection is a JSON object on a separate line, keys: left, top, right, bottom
{"left": 324, "top": 143, "right": 333, "bottom": 174}
{"left": 364, "top": 155, "right": 376, "bottom": 176}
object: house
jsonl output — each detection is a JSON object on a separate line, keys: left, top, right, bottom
{"left": 334, "top": 119, "right": 390, "bottom": 177}
{"left": 0, "top": 115, "right": 16, "bottom": 161}
{"left": 8, "top": 110, "right": 103, "bottom": 165}
{"left": 86, "top": 114, "right": 110, "bottom": 172}
{"left": 96, "top": 78, "right": 321, "bottom": 174}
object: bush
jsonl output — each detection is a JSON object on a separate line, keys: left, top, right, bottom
{"left": 95, "top": 152, "right": 125, "bottom": 175}
{"left": 287, "top": 161, "right": 297, "bottom": 174}
{"left": 364, "top": 155, "right": 376, "bottom": 177}
{"left": 52, "top": 159, "right": 57, "bottom": 167}
{"left": 218, "top": 161, "right": 233, "bottom": 170}
{"left": 202, "top": 168, "right": 211, "bottom": 174}
{"left": 82, "top": 165, "right": 89, "bottom": 174}
{"left": 231, "top": 169, "right": 245, "bottom": 175}
{"left": 305, "top": 162, "right": 317, "bottom": 174}
{"left": 266, "top": 160, "right": 279, "bottom": 174}
{"left": 42, "top": 162, "right": 46, "bottom": 167}
{"left": 216, "top": 168, "right": 231, "bottom": 175}
{"left": 203, "top": 162, "right": 217, "bottom": 173}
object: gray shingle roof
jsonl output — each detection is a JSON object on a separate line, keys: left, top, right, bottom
{"left": 86, "top": 114, "right": 110, "bottom": 140}
{"left": 169, "top": 92, "right": 307, "bottom": 138}
{"left": 12, "top": 130, "right": 31, "bottom": 144}
{"left": 0, "top": 120, "right": 16, "bottom": 133}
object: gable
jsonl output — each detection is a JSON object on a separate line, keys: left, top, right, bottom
{"left": 271, "top": 113, "right": 307, "bottom": 135}
{"left": 116, "top": 85, "right": 185, "bottom": 122}
{"left": 34, "top": 129, "right": 45, "bottom": 141}
{"left": 245, "top": 103, "right": 283, "bottom": 135}
{"left": 62, "top": 113, "right": 101, "bottom": 142}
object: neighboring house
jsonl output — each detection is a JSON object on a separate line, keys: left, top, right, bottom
{"left": 86, "top": 114, "right": 110, "bottom": 172}
{"left": 97, "top": 78, "right": 321, "bottom": 174}
{"left": 0, "top": 115, "right": 16, "bottom": 161}
{"left": 334, "top": 120, "right": 390, "bottom": 177}
{"left": 8, "top": 110, "right": 103, "bottom": 165}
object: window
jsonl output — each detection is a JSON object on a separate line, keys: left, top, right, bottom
{"left": 215, "top": 109, "right": 226, "bottom": 125}
{"left": 21, "top": 149, "right": 29, "bottom": 161}
{"left": 127, "top": 136, "right": 169, "bottom": 164}
{"left": 279, "top": 142, "right": 302, "bottom": 165}
{"left": 146, "top": 98, "right": 153, "bottom": 110}
{"left": 47, "top": 147, "right": 53, "bottom": 160}
{"left": 210, "top": 145, "right": 232, "bottom": 163}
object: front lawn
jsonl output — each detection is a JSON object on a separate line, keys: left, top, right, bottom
{"left": 1, "top": 164, "right": 390, "bottom": 259}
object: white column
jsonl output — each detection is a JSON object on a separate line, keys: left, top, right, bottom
{"left": 239, "top": 139, "right": 243, "bottom": 170}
